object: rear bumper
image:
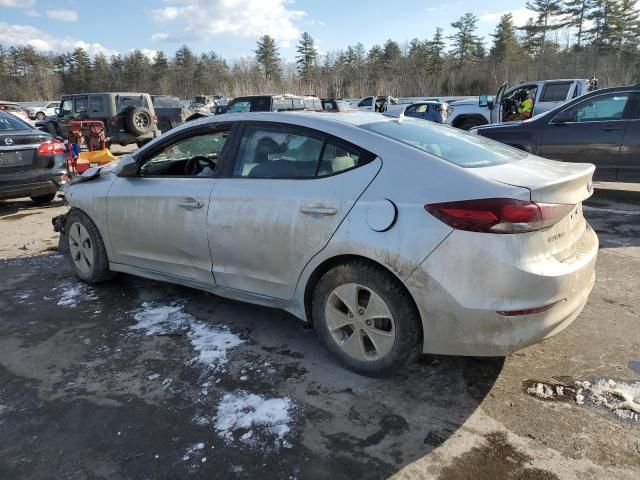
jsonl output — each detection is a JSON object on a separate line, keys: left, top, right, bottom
{"left": 0, "top": 167, "right": 67, "bottom": 200}
{"left": 406, "top": 224, "right": 599, "bottom": 356}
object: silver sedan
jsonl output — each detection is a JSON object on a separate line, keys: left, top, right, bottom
{"left": 61, "top": 111, "right": 598, "bottom": 376}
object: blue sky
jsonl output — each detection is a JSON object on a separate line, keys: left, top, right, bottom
{"left": 0, "top": 0, "right": 538, "bottom": 60}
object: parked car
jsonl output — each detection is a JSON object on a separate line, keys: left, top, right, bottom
{"left": 0, "top": 101, "right": 31, "bottom": 123}
{"left": 386, "top": 101, "right": 449, "bottom": 123}
{"left": 24, "top": 101, "right": 60, "bottom": 120}
{"left": 447, "top": 78, "right": 598, "bottom": 130}
{"left": 58, "top": 111, "right": 597, "bottom": 376}
{"left": 220, "top": 94, "right": 307, "bottom": 114}
{"left": 321, "top": 99, "right": 355, "bottom": 112}
{"left": 37, "top": 92, "right": 160, "bottom": 147}
{"left": 354, "top": 96, "right": 399, "bottom": 112}
{"left": 151, "top": 95, "right": 188, "bottom": 133}
{"left": 302, "top": 95, "right": 323, "bottom": 111}
{"left": 471, "top": 85, "right": 640, "bottom": 182}
{"left": 0, "top": 110, "right": 67, "bottom": 204}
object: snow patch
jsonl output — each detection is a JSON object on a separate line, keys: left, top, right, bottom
{"left": 130, "top": 302, "right": 243, "bottom": 371}
{"left": 577, "top": 378, "right": 640, "bottom": 422}
{"left": 214, "top": 391, "right": 293, "bottom": 448}
{"left": 182, "top": 442, "right": 205, "bottom": 461}
{"left": 56, "top": 281, "right": 97, "bottom": 306}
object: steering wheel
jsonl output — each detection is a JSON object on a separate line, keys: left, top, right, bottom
{"left": 184, "top": 155, "right": 216, "bottom": 176}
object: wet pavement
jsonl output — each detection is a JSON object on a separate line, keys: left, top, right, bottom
{"left": 0, "top": 193, "right": 639, "bottom": 479}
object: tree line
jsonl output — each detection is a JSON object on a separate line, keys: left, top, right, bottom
{"left": 1, "top": 0, "right": 639, "bottom": 102}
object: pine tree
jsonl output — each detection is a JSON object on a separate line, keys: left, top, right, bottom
{"left": 255, "top": 35, "right": 281, "bottom": 81}
{"left": 69, "top": 47, "right": 91, "bottom": 92}
{"left": 619, "top": 0, "right": 640, "bottom": 49}
{"left": 448, "top": 13, "right": 484, "bottom": 62}
{"left": 152, "top": 51, "right": 169, "bottom": 93}
{"left": 296, "top": 32, "right": 318, "bottom": 82}
{"left": 427, "top": 28, "right": 446, "bottom": 75}
{"left": 92, "top": 52, "right": 111, "bottom": 91}
{"left": 490, "top": 13, "right": 522, "bottom": 61}
{"left": 563, "top": 0, "right": 594, "bottom": 48}
{"left": 586, "top": 0, "right": 625, "bottom": 52}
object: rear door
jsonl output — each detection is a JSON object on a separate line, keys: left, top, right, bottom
{"left": 539, "top": 91, "right": 633, "bottom": 181}
{"left": 617, "top": 93, "right": 640, "bottom": 182}
{"left": 208, "top": 121, "right": 381, "bottom": 299}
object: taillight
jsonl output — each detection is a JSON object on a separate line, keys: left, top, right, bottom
{"left": 108, "top": 116, "right": 117, "bottom": 126}
{"left": 424, "top": 198, "right": 575, "bottom": 234}
{"left": 38, "top": 140, "right": 66, "bottom": 156}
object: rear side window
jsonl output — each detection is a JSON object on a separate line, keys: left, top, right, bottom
{"left": 89, "top": 96, "right": 104, "bottom": 113}
{"left": 226, "top": 101, "right": 251, "bottom": 113}
{"left": 540, "top": 83, "right": 572, "bottom": 102}
{"left": 358, "top": 97, "right": 372, "bottom": 107}
{"left": 362, "top": 119, "right": 526, "bottom": 167}
{"left": 233, "top": 124, "right": 373, "bottom": 178}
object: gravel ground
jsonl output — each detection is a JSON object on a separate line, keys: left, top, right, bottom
{"left": 0, "top": 190, "right": 638, "bottom": 480}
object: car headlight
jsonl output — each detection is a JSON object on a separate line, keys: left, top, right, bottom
{"left": 468, "top": 128, "right": 479, "bottom": 135}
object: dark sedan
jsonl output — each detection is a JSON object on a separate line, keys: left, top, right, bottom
{"left": 0, "top": 110, "right": 67, "bottom": 204}
{"left": 471, "top": 85, "right": 640, "bottom": 182}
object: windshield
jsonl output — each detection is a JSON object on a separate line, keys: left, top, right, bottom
{"left": 362, "top": 118, "right": 526, "bottom": 167}
{"left": 0, "top": 111, "right": 30, "bottom": 131}
{"left": 152, "top": 96, "right": 181, "bottom": 108}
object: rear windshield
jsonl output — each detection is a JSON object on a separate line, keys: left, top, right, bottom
{"left": 0, "top": 104, "right": 23, "bottom": 113}
{"left": 362, "top": 119, "right": 526, "bottom": 167}
{"left": 0, "top": 112, "right": 30, "bottom": 131}
{"left": 152, "top": 96, "right": 181, "bottom": 108}
{"left": 117, "top": 96, "right": 149, "bottom": 111}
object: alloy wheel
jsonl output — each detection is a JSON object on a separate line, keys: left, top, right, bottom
{"left": 325, "top": 283, "right": 396, "bottom": 361}
{"left": 68, "top": 222, "right": 94, "bottom": 274}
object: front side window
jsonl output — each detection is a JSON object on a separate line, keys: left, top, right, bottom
{"left": 139, "top": 130, "right": 230, "bottom": 177}
{"left": 61, "top": 99, "right": 73, "bottom": 115}
{"left": 559, "top": 93, "right": 630, "bottom": 122}
{"left": 74, "top": 97, "right": 88, "bottom": 113}
{"left": 358, "top": 97, "right": 372, "bottom": 107}
{"left": 362, "top": 118, "right": 527, "bottom": 167}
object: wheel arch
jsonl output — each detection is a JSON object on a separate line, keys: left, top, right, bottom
{"left": 302, "top": 254, "right": 423, "bottom": 340}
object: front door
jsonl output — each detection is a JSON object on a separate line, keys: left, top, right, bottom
{"left": 539, "top": 92, "right": 633, "bottom": 181}
{"left": 107, "top": 126, "right": 232, "bottom": 284}
{"left": 617, "top": 94, "right": 640, "bottom": 182}
{"left": 208, "top": 122, "right": 381, "bottom": 299}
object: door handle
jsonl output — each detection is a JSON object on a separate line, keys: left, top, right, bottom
{"left": 300, "top": 204, "right": 338, "bottom": 216}
{"left": 177, "top": 198, "right": 204, "bottom": 209}
{"left": 602, "top": 125, "right": 622, "bottom": 131}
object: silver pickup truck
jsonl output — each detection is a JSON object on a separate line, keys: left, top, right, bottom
{"left": 446, "top": 78, "right": 599, "bottom": 130}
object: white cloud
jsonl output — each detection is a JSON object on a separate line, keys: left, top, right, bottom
{"left": 0, "top": 0, "right": 36, "bottom": 7}
{"left": 151, "top": 0, "right": 306, "bottom": 45}
{"left": 25, "top": 9, "right": 39, "bottom": 17}
{"left": 0, "top": 22, "right": 116, "bottom": 57}
{"left": 480, "top": 8, "right": 534, "bottom": 27}
{"left": 46, "top": 9, "right": 79, "bottom": 22}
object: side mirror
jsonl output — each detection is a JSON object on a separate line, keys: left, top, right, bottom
{"left": 114, "top": 155, "right": 138, "bottom": 177}
{"left": 54, "top": 107, "right": 61, "bottom": 115}
{"left": 552, "top": 110, "right": 574, "bottom": 124}
{"left": 479, "top": 95, "right": 488, "bottom": 108}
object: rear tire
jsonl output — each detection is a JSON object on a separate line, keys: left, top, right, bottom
{"left": 31, "top": 193, "right": 56, "bottom": 204}
{"left": 312, "top": 259, "right": 421, "bottom": 377}
{"left": 36, "top": 112, "right": 46, "bottom": 120}
{"left": 65, "top": 209, "right": 114, "bottom": 283}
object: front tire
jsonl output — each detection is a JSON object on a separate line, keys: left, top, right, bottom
{"left": 312, "top": 260, "right": 421, "bottom": 377}
{"left": 65, "top": 209, "right": 114, "bottom": 283}
{"left": 36, "top": 112, "right": 46, "bottom": 120}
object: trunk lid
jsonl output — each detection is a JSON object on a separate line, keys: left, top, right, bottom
{"left": 475, "top": 155, "right": 595, "bottom": 260}
{"left": 475, "top": 155, "right": 594, "bottom": 205}
{"left": 0, "top": 131, "right": 51, "bottom": 172}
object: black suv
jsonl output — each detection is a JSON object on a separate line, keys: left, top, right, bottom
{"left": 37, "top": 92, "right": 161, "bottom": 147}
{"left": 472, "top": 85, "right": 640, "bottom": 182}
